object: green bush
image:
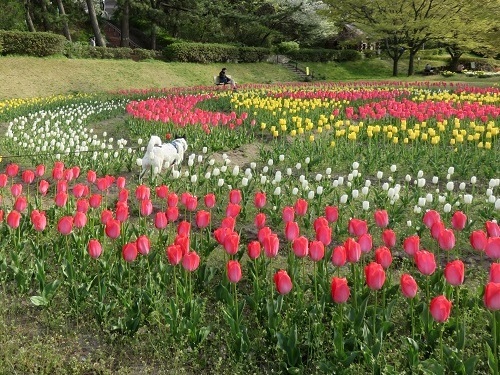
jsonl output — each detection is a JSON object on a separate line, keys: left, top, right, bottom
{"left": 274, "top": 41, "right": 299, "bottom": 55}
{"left": 0, "top": 39, "right": 3, "bottom": 55}
{"left": 133, "top": 48, "right": 160, "bottom": 61}
{"left": 0, "top": 30, "right": 66, "bottom": 57}
{"left": 164, "top": 42, "right": 239, "bottom": 63}
{"left": 238, "top": 47, "right": 270, "bottom": 62}
{"left": 363, "top": 50, "right": 377, "bottom": 59}
{"left": 288, "top": 48, "right": 337, "bottom": 62}
{"left": 336, "top": 49, "right": 362, "bottom": 62}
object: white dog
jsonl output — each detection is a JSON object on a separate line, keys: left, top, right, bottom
{"left": 137, "top": 135, "right": 188, "bottom": 180}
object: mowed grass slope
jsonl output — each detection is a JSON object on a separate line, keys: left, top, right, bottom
{"left": 0, "top": 57, "right": 298, "bottom": 99}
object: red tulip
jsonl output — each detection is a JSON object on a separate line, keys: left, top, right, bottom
{"left": 313, "top": 216, "right": 329, "bottom": 232}
{"left": 282, "top": 206, "right": 295, "bottom": 223}
{"left": 484, "top": 282, "right": 500, "bottom": 311}
{"left": 431, "top": 221, "right": 445, "bottom": 240}
{"left": 204, "top": 193, "right": 216, "bottom": 208}
{"left": 285, "top": 221, "right": 300, "bottom": 241}
{"left": 403, "top": 235, "right": 420, "bottom": 256}
{"left": 174, "top": 234, "right": 190, "bottom": 255}
{"left": 331, "top": 246, "right": 346, "bottom": 267}
{"left": 400, "top": 274, "right": 418, "bottom": 298}
{"left": 52, "top": 162, "right": 64, "bottom": 180}
{"left": 57, "top": 216, "right": 73, "bottom": 235}
{"left": 6, "top": 163, "right": 19, "bottom": 177}
{"left": 344, "top": 237, "right": 361, "bottom": 263}
{"left": 56, "top": 180, "right": 68, "bottom": 193}
{"left": 140, "top": 199, "right": 153, "bottom": 216}
{"left": 0, "top": 174, "right": 7, "bottom": 187}
{"left": 195, "top": 210, "right": 210, "bottom": 228}
{"left": 220, "top": 217, "right": 235, "bottom": 232}
{"left": 451, "top": 211, "right": 467, "bottom": 231}
{"left": 486, "top": 237, "right": 500, "bottom": 260}
{"left": 72, "top": 166, "right": 80, "bottom": 179}
{"left": 258, "top": 226, "right": 272, "bottom": 243}
{"left": 11, "top": 184, "right": 22, "bottom": 197}
{"left": 348, "top": 218, "right": 368, "bottom": 236}
{"left": 254, "top": 192, "right": 266, "bottom": 209}
{"left": 154, "top": 185, "right": 168, "bottom": 199}
{"left": 101, "top": 210, "right": 113, "bottom": 224}
{"left": 14, "top": 196, "right": 27, "bottom": 212}
{"left": 486, "top": 221, "right": 500, "bottom": 237}
{"left": 223, "top": 232, "right": 240, "bottom": 255}
{"left": 64, "top": 168, "right": 74, "bottom": 182}
{"left": 35, "top": 164, "right": 45, "bottom": 177}
{"left": 309, "top": 240, "right": 325, "bottom": 262}
{"left": 116, "top": 176, "right": 126, "bottom": 190}
{"left": 7, "top": 210, "right": 21, "bottom": 229}
{"left": 181, "top": 192, "right": 190, "bottom": 206}
{"left": 414, "top": 250, "right": 436, "bottom": 276}
{"left": 358, "top": 233, "right": 372, "bottom": 253}
{"left": 177, "top": 221, "right": 191, "bottom": 236}
{"left": 438, "top": 229, "right": 456, "bottom": 250}
{"left": 31, "top": 210, "right": 47, "bottom": 231}
{"left": 227, "top": 260, "right": 242, "bottom": 283}
{"left": 87, "top": 239, "right": 102, "bottom": 259}
{"left": 429, "top": 295, "right": 452, "bottom": 323}
{"left": 38, "top": 180, "right": 49, "bottom": 196}
{"left": 214, "top": 227, "right": 231, "bottom": 245}
{"left": 136, "top": 235, "right": 151, "bottom": 255}
{"left": 115, "top": 203, "right": 129, "bottom": 222}
{"left": 294, "top": 198, "right": 308, "bottom": 216}
{"left": 247, "top": 241, "right": 261, "bottom": 260}
{"left": 325, "top": 206, "right": 339, "bottom": 223}
{"left": 72, "top": 184, "right": 87, "bottom": 198}
{"left": 375, "top": 246, "right": 392, "bottom": 269}
{"left": 73, "top": 212, "right": 87, "bottom": 228}
{"left": 96, "top": 177, "right": 109, "bottom": 192}
{"left": 105, "top": 219, "right": 121, "bottom": 239}
{"left": 185, "top": 195, "right": 198, "bottom": 211}
{"left": 292, "top": 236, "right": 309, "bottom": 258}
{"left": 316, "top": 225, "right": 332, "bottom": 246}
{"left": 444, "top": 260, "right": 465, "bottom": 286}
{"left": 167, "top": 193, "right": 178, "bottom": 207}
{"left": 489, "top": 263, "right": 500, "bottom": 283}
{"left": 226, "top": 203, "right": 241, "bottom": 218}
{"left": 118, "top": 188, "right": 129, "bottom": 202}
{"left": 122, "top": 242, "right": 138, "bottom": 262}
{"left": 76, "top": 199, "right": 89, "bottom": 213}
{"left": 89, "top": 194, "right": 102, "bottom": 208}
{"left": 166, "top": 245, "right": 183, "bottom": 265}
{"left": 135, "top": 185, "right": 150, "bottom": 201}
{"left": 470, "top": 230, "right": 488, "bottom": 251}
{"left": 274, "top": 270, "right": 293, "bottom": 295}
{"left": 55, "top": 191, "right": 68, "bottom": 207}
{"left": 331, "top": 277, "right": 350, "bottom": 303}
{"left": 423, "top": 210, "right": 441, "bottom": 229}
{"left": 365, "top": 262, "right": 386, "bottom": 290}
{"left": 22, "top": 170, "right": 35, "bottom": 184}
{"left": 382, "top": 229, "right": 396, "bottom": 248}
{"left": 229, "top": 189, "right": 242, "bottom": 204}
{"left": 182, "top": 251, "right": 200, "bottom": 272}
{"left": 374, "top": 209, "right": 389, "bottom": 228}
{"left": 87, "top": 170, "right": 97, "bottom": 183}
{"left": 254, "top": 212, "right": 266, "bottom": 229}
{"left": 263, "top": 234, "right": 279, "bottom": 258}
{"left": 0, "top": 210, "right": 3, "bottom": 223}
{"left": 166, "top": 206, "right": 179, "bottom": 222}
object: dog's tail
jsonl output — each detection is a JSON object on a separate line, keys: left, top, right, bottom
{"left": 147, "top": 136, "right": 162, "bottom": 152}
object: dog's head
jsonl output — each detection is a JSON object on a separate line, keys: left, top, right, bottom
{"left": 174, "top": 135, "right": 188, "bottom": 152}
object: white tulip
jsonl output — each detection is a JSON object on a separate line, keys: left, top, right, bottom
{"left": 444, "top": 203, "right": 452, "bottom": 213}
{"left": 340, "top": 194, "right": 348, "bottom": 204}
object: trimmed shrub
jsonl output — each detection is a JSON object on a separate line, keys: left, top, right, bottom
{"left": 164, "top": 42, "right": 239, "bottom": 63}
{"left": 133, "top": 48, "right": 160, "bottom": 60}
{"left": 0, "top": 30, "right": 66, "bottom": 57}
{"left": 336, "top": 49, "right": 362, "bottom": 62}
{"left": 274, "top": 41, "right": 299, "bottom": 55}
{"left": 288, "top": 48, "right": 337, "bottom": 62}
{"left": 238, "top": 47, "right": 270, "bottom": 62}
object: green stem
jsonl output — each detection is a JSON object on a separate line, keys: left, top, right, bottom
{"left": 494, "top": 311, "right": 499, "bottom": 375}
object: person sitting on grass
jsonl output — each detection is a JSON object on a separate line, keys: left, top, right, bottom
{"left": 219, "top": 68, "right": 237, "bottom": 90}
{"left": 424, "top": 63, "right": 434, "bottom": 74}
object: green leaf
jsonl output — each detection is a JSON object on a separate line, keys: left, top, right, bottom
{"left": 30, "top": 295, "right": 48, "bottom": 306}
{"left": 485, "top": 342, "right": 498, "bottom": 374}
{"left": 420, "top": 358, "right": 445, "bottom": 375}
{"left": 457, "top": 320, "right": 466, "bottom": 351}
{"left": 464, "top": 356, "right": 478, "bottom": 375}
{"left": 215, "top": 284, "right": 231, "bottom": 304}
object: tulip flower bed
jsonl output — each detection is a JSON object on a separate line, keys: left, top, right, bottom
{"left": 0, "top": 81, "right": 499, "bottom": 374}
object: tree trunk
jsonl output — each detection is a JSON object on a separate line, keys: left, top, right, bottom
{"left": 150, "top": 23, "right": 157, "bottom": 50}
{"left": 24, "top": 0, "right": 36, "bottom": 32}
{"left": 86, "top": 0, "right": 106, "bottom": 46}
{"left": 56, "top": 0, "right": 72, "bottom": 42}
{"left": 392, "top": 57, "right": 399, "bottom": 77}
{"left": 40, "top": 0, "right": 50, "bottom": 31}
{"left": 446, "top": 47, "right": 462, "bottom": 71}
{"left": 407, "top": 50, "right": 416, "bottom": 76}
{"left": 120, "top": 0, "right": 130, "bottom": 47}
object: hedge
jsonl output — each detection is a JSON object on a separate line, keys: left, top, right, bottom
{"left": 63, "top": 42, "right": 160, "bottom": 61}
{"left": 336, "top": 49, "right": 362, "bottom": 62}
{"left": 0, "top": 30, "right": 67, "bottom": 57}
{"left": 287, "top": 48, "right": 337, "bottom": 62}
{"left": 164, "top": 42, "right": 270, "bottom": 63}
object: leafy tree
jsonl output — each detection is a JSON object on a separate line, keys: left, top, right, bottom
{"left": 0, "top": 0, "right": 26, "bottom": 30}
